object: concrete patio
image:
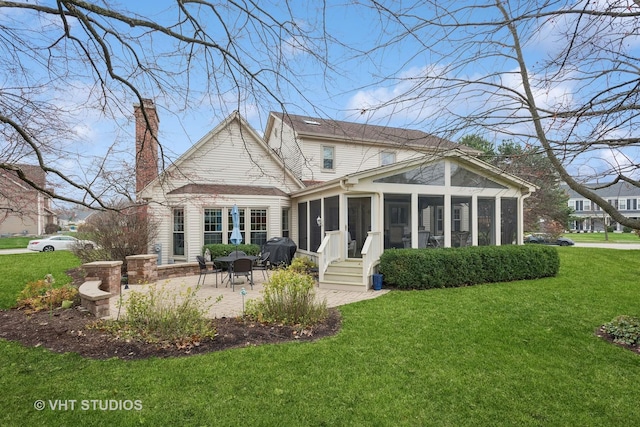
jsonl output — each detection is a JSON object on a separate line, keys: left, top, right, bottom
{"left": 108, "top": 269, "right": 389, "bottom": 319}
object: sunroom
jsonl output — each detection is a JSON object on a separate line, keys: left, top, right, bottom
{"left": 290, "top": 150, "right": 536, "bottom": 291}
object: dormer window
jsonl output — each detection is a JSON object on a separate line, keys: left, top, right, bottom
{"left": 322, "top": 146, "right": 335, "bottom": 170}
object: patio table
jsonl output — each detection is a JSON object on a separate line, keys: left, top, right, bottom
{"left": 214, "top": 254, "right": 259, "bottom": 285}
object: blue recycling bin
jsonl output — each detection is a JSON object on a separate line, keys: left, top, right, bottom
{"left": 372, "top": 274, "right": 383, "bottom": 291}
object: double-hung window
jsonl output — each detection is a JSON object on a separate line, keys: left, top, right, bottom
{"left": 204, "top": 209, "right": 222, "bottom": 244}
{"left": 250, "top": 209, "right": 268, "bottom": 246}
{"left": 173, "top": 208, "right": 185, "bottom": 256}
{"left": 322, "top": 146, "right": 335, "bottom": 170}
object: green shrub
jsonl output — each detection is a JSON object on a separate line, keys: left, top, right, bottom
{"left": 602, "top": 315, "right": 640, "bottom": 346}
{"left": 246, "top": 268, "right": 327, "bottom": 327}
{"left": 15, "top": 274, "right": 79, "bottom": 312}
{"left": 379, "top": 245, "right": 560, "bottom": 289}
{"left": 288, "top": 256, "right": 318, "bottom": 274}
{"left": 99, "top": 283, "right": 216, "bottom": 347}
{"left": 622, "top": 226, "right": 633, "bottom": 233}
{"left": 44, "top": 223, "right": 60, "bottom": 234}
{"left": 202, "top": 243, "right": 260, "bottom": 259}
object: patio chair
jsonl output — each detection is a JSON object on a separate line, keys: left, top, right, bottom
{"left": 253, "top": 251, "right": 270, "bottom": 279}
{"left": 196, "top": 255, "right": 222, "bottom": 287}
{"left": 229, "top": 257, "right": 254, "bottom": 291}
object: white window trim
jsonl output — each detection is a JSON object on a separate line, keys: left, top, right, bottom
{"left": 321, "top": 145, "right": 335, "bottom": 171}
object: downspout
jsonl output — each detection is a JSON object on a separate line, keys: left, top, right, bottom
{"left": 519, "top": 188, "right": 533, "bottom": 245}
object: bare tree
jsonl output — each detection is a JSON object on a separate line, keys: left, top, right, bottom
{"left": 355, "top": 0, "right": 640, "bottom": 229}
{"left": 74, "top": 201, "right": 159, "bottom": 273}
{"left": 0, "top": 0, "right": 332, "bottom": 210}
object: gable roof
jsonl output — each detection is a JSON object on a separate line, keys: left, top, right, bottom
{"left": 561, "top": 182, "right": 640, "bottom": 199}
{"left": 268, "top": 112, "right": 479, "bottom": 154}
{"left": 138, "top": 111, "right": 305, "bottom": 197}
{"left": 291, "top": 148, "right": 536, "bottom": 197}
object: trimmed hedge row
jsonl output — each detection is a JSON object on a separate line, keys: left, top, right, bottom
{"left": 379, "top": 245, "right": 560, "bottom": 289}
{"left": 202, "top": 243, "right": 261, "bottom": 259}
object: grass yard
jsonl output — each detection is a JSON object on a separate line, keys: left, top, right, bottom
{"left": 565, "top": 231, "right": 640, "bottom": 243}
{"left": 1, "top": 248, "right": 640, "bottom": 425}
{"left": 0, "top": 236, "right": 33, "bottom": 249}
{"left": 0, "top": 252, "right": 80, "bottom": 308}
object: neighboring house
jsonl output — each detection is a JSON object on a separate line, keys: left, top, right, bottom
{"left": 58, "top": 209, "right": 97, "bottom": 232}
{"left": 137, "top": 101, "right": 536, "bottom": 290}
{"left": 0, "top": 165, "right": 56, "bottom": 236}
{"left": 563, "top": 182, "right": 640, "bottom": 232}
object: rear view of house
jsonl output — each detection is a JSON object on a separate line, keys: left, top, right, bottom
{"left": 135, "top": 103, "right": 535, "bottom": 290}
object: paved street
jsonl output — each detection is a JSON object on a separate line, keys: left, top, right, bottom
{"left": 0, "top": 248, "right": 31, "bottom": 255}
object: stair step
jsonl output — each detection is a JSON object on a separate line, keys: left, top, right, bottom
{"left": 323, "top": 272, "right": 362, "bottom": 284}
{"left": 319, "top": 280, "right": 368, "bottom": 291}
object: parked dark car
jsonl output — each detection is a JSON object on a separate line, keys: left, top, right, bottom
{"left": 524, "top": 233, "right": 575, "bottom": 246}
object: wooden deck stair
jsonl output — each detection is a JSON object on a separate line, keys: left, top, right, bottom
{"left": 319, "top": 259, "right": 367, "bottom": 291}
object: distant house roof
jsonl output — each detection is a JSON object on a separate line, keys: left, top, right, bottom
{"left": 1, "top": 164, "right": 46, "bottom": 189}
{"left": 270, "top": 112, "right": 477, "bottom": 153}
{"left": 167, "top": 184, "right": 289, "bottom": 197}
{"left": 562, "top": 182, "right": 640, "bottom": 198}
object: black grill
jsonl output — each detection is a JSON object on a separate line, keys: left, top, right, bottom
{"left": 261, "top": 237, "right": 297, "bottom": 266}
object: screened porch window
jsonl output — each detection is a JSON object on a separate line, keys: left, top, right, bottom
{"left": 298, "top": 202, "right": 308, "bottom": 250}
{"left": 501, "top": 198, "right": 518, "bottom": 245}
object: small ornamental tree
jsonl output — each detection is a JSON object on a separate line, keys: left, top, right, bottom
{"left": 74, "top": 202, "right": 158, "bottom": 273}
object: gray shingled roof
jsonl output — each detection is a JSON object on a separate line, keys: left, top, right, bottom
{"left": 167, "top": 184, "right": 289, "bottom": 197}
{"left": 1, "top": 164, "right": 46, "bottom": 188}
{"left": 271, "top": 112, "right": 470, "bottom": 152}
{"left": 561, "top": 182, "right": 640, "bottom": 198}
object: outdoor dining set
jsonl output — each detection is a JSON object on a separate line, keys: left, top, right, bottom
{"left": 196, "top": 251, "right": 270, "bottom": 291}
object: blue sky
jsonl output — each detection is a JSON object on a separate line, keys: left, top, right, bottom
{"left": 3, "top": 0, "right": 639, "bottom": 204}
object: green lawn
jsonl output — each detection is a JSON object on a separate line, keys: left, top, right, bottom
{"left": 1, "top": 248, "right": 640, "bottom": 425}
{"left": 564, "top": 231, "right": 640, "bottom": 243}
{"left": 0, "top": 236, "right": 33, "bottom": 249}
{"left": 0, "top": 252, "right": 80, "bottom": 308}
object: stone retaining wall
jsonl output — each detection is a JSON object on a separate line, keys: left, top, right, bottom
{"left": 157, "top": 262, "right": 199, "bottom": 280}
{"left": 126, "top": 254, "right": 158, "bottom": 284}
{"left": 79, "top": 260, "right": 123, "bottom": 318}
{"left": 83, "top": 260, "right": 123, "bottom": 295}
{"left": 79, "top": 256, "right": 200, "bottom": 318}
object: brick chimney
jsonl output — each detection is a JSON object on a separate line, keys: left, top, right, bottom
{"left": 134, "top": 99, "right": 159, "bottom": 196}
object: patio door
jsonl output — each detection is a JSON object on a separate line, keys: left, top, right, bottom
{"left": 347, "top": 197, "right": 371, "bottom": 258}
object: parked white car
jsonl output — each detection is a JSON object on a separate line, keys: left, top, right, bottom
{"left": 27, "top": 236, "right": 97, "bottom": 252}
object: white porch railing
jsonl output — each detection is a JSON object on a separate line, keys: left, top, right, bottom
{"left": 317, "top": 230, "right": 383, "bottom": 289}
{"left": 317, "top": 231, "right": 341, "bottom": 283}
{"left": 361, "top": 231, "right": 382, "bottom": 288}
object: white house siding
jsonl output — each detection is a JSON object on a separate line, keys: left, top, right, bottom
{"left": 267, "top": 115, "right": 305, "bottom": 180}
{"left": 297, "top": 138, "right": 424, "bottom": 182}
{"left": 267, "top": 132, "right": 432, "bottom": 184}
{"left": 143, "top": 115, "right": 303, "bottom": 264}
{"left": 158, "top": 118, "right": 300, "bottom": 192}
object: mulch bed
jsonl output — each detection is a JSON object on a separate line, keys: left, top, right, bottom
{"left": 0, "top": 307, "right": 341, "bottom": 361}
